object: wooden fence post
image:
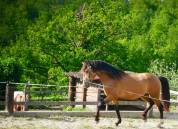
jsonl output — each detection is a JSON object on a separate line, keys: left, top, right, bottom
{"left": 5, "top": 82, "right": 14, "bottom": 115}
{"left": 68, "top": 76, "right": 76, "bottom": 107}
{"left": 24, "top": 82, "right": 29, "bottom": 111}
{"left": 83, "top": 87, "right": 87, "bottom": 108}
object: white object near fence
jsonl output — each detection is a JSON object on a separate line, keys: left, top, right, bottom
{"left": 14, "top": 91, "right": 28, "bottom": 111}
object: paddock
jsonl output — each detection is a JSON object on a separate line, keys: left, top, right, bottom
{"left": 0, "top": 116, "right": 178, "bottom": 129}
{"left": 0, "top": 81, "right": 178, "bottom": 129}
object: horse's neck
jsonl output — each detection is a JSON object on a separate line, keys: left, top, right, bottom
{"left": 96, "top": 72, "right": 114, "bottom": 86}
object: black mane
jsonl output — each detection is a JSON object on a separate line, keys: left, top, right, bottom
{"left": 85, "top": 60, "right": 125, "bottom": 79}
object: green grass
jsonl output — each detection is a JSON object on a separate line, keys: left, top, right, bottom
{"left": 62, "top": 106, "right": 90, "bottom": 111}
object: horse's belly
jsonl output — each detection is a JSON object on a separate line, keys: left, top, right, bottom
{"left": 119, "top": 94, "right": 141, "bottom": 100}
{"left": 103, "top": 84, "right": 147, "bottom": 101}
{"left": 116, "top": 85, "right": 147, "bottom": 101}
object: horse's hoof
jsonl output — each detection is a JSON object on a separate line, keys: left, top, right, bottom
{"left": 157, "top": 121, "right": 164, "bottom": 128}
{"left": 142, "top": 117, "right": 147, "bottom": 122}
{"left": 95, "top": 120, "right": 99, "bottom": 124}
{"left": 115, "top": 123, "right": 119, "bottom": 126}
{"left": 142, "top": 114, "right": 147, "bottom": 121}
{"left": 95, "top": 118, "right": 99, "bottom": 124}
{"left": 144, "top": 119, "right": 147, "bottom": 122}
{"left": 115, "top": 121, "right": 121, "bottom": 126}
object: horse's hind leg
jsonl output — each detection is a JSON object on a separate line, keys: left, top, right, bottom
{"left": 115, "top": 104, "right": 121, "bottom": 126}
{"left": 150, "top": 93, "right": 163, "bottom": 119}
{"left": 142, "top": 98, "right": 154, "bottom": 120}
{"left": 154, "top": 100, "right": 163, "bottom": 119}
{"left": 153, "top": 99, "right": 164, "bottom": 128}
{"left": 95, "top": 105, "right": 100, "bottom": 123}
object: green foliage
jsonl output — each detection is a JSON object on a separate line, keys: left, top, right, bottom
{"left": 149, "top": 59, "right": 178, "bottom": 89}
{"left": 63, "top": 106, "right": 89, "bottom": 111}
{"left": 0, "top": 57, "right": 22, "bottom": 82}
{"left": 0, "top": 0, "right": 178, "bottom": 86}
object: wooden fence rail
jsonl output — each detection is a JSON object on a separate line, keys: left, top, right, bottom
{"left": 14, "top": 100, "right": 146, "bottom": 106}
{"left": 0, "top": 100, "right": 146, "bottom": 106}
{"left": 0, "top": 81, "right": 178, "bottom": 116}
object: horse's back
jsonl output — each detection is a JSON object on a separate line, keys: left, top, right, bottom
{"left": 114, "top": 72, "right": 161, "bottom": 100}
{"left": 127, "top": 72, "right": 161, "bottom": 97}
{"left": 127, "top": 72, "right": 160, "bottom": 87}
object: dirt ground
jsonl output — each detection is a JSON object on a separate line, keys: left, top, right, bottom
{"left": 0, "top": 116, "right": 178, "bottom": 129}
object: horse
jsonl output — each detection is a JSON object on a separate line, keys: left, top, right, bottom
{"left": 80, "top": 60, "right": 170, "bottom": 126}
{"left": 13, "top": 91, "right": 28, "bottom": 112}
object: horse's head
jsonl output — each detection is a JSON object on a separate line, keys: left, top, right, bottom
{"left": 80, "top": 61, "right": 99, "bottom": 87}
{"left": 80, "top": 60, "right": 125, "bottom": 87}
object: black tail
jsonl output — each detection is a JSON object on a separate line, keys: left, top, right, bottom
{"left": 159, "top": 76, "right": 170, "bottom": 112}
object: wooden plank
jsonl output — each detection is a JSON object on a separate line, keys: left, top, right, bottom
{"left": 15, "top": 101, "right": 98, "bottom": 106}
{"left": 12, "top": 100, "right": 178, "bottom": 106}
{"left": 170, "top": 99, "right": 178, "bottom": 105}
{"left": 152, "top": 111, "right": 178, "bottom": 119}
{"left": 0, "top": 110, "right": 178, "bottom": 119}
{"left": 14, "top": 100, "right": 147, "bottom": 106}
{"left": 0, "top": 111, "right": 144, "bottom": 118}
{"left": 29, "top": 90, "right": 67, "bottom": 94}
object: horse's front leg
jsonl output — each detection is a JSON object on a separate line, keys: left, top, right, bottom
{"left": 95, "top": 95, "right": 112, "bottom": 123}
{"left": 95, "top": 98, "right": 104, "bottom": 123}
{"left": 115, "top": 104, "right": 121, "bottom": 126}
{"left": 106, "top": 97, "right": 122, "bottom": 126}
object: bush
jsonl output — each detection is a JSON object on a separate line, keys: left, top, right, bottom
{"left": 149, "top": 59, "right": 178, "bottom": 89}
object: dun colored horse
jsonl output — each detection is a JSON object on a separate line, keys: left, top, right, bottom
{"left": 81, "top": 60, "right": 170, "bottom": 126}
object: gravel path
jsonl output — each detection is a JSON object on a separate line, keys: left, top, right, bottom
{"left": 0, "top": 116, "right": 178, "bottom": 129}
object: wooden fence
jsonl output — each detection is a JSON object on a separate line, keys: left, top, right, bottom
{"left": 0, "top": 81, "right": 178, "bottom": 117}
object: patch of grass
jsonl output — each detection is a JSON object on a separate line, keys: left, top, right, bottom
{"left": 28, "top": 105, "right": 51, "bottom": 110}
{"left": 170, "top": 105, "right": 177, "bottom": 111}
{"left": 62, "top": 106, "right": 90, "bottom": 111}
